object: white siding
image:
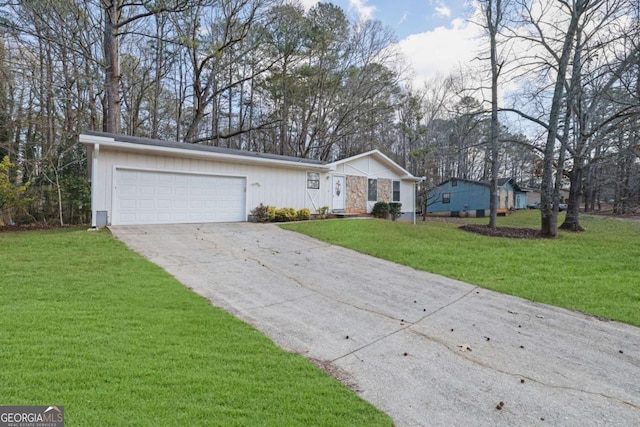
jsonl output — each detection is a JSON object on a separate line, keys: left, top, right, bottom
{"left": 89, "top": 142, "right": 418, "bottom": 225}
{"left": 333, "top": 156, "right": 399, "bottom": 180}
{"left": 94, "top": 148, "right": 325, "bottom": 224}
{"left": 331, "top": 155, "right": 416, "bottom": 214}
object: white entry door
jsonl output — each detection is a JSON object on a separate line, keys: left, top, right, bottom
{"left": 332, "top": 175, "right": 345, "bottom": 211}
{"left": 114, "top": 169, "right": 246, "bottom": 225}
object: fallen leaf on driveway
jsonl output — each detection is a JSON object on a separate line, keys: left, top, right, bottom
{"left": 458, "top": 344, "right": 472, "bottom": 352}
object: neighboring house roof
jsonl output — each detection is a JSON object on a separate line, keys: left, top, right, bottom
{"left": 80, "top": 131, "right": 328, "bottom": 170}
{"left": 327, "top": 150, "right": 423, "bottom": 181}
{"left": 479, "top": 177, "right": 514, "bottom": 188}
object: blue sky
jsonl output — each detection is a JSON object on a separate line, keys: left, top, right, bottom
{"left": 298, "top": 0, "right": 483, "bottom": 87}
{"left": 331, "top": 0, "right": 470, "bottom": 40}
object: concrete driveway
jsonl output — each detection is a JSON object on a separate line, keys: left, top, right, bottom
{"left": 110, "top": 222, "right": 640, "bottom": 426}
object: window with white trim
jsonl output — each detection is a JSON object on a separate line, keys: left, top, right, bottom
{"left": 392, "top": 181, "right": 400, "bottom": 202}
{"left": 368, "top": 179, "right": 377, "bottom": 201}
{"left": 307, "top": 172, "right": 320, "bottom": 189}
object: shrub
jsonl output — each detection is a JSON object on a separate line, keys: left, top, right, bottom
{"left": 274, "top": 207, "right": 297, "bottom": 222}
{"left": 250, "top": 203, "right": 270, "bottom": 222}
{"left": 371, "top": 202, "right": 389, "bottom": 219}
{"left": 388, "top": 202, "right": 402, "bottom": 221}
{"left": 267, "top": 206, "right": 276, "bottom": 222}
{"left": 252, "top": 205, "right": 312, "bottom": 222}
{"left": 0, "top": 156, "right": 33, "bottom": 225}
{"left": 296, "top": 208, "right": 311, "bottom": 221}
{"left": 316, "top": 206, "right": 329, "bottom": 219}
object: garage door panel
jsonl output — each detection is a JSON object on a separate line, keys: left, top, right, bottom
{"left": 120, "top": 184, "right": 137, "bottom": 195}
{"left": 119, "top": 198, "right": 137, "bottom": 210}
{"left": 157, "top": 174, "right": 173, "bottom": 184}
{"left": 158, "top": 185, "right": 172, "bottom": 195}
{"left": 139, "top": 199, "right": 155, "bottom": 210}
{"left": 157, "top": 198, "right": 172, "bottom": 209}
{"left": 115, "top": 170, "right": 245, "bottom": 225}
{"left": 119, "top": 213, "right": 137, "bottom": 224}
{"left": 156, "top": 213, "right": 172, "bottom": 222}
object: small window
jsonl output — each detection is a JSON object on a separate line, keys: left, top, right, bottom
{"left": 442, "top": 192, "right": 451, "bottom": 204}
{"left": 451, "top": 178, "right": 457, "bottom": 187}
{"left": 368, "top": 179, "right": 377, "bottom": 201}
{"left": 307, "top": 172, "right": 320, "bottom": 189}
{"left": 392, "top": 181, "right": 400, "bottom": 202}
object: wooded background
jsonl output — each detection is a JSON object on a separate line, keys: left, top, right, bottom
{"left": 0, "top": 0, "right": 638, "bottom": 235}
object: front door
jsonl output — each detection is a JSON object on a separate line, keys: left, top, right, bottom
{"left": 332, "top": 175, "right": 345, "bottom": 211}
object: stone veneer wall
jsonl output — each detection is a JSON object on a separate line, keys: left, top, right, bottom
{"left": 344, "top": 176, "right": 393, "bottom": 213}
{"left": 378, "top": 179, "right": 391, "bottom": 203}
{"left": 346, "top": 176, "right": 367, "bottom": 213}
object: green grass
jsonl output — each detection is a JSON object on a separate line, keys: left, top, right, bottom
{"left": 0, "top": 228, "right": 392, "bottom": 426}
{"left": 281, "top": 211, "right": 640, "bottom": 327}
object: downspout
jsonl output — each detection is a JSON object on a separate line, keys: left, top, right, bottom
{"left": 90, "top": 144, "right": 99, "bottom": 228}
{"left": 413, "top": 181, "right": 416, "bottom": 225}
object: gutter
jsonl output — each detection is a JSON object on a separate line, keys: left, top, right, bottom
{"left": 79, "top": 134, "right": 331, "bottom": 172}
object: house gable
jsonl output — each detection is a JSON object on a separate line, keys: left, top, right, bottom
{"left": 328, "top": 150, "right": 418, "bottom": 181}
{"left": 328, "top": 151, "right": 421, "bottom": 217}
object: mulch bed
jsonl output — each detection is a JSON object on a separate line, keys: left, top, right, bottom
{"left": 459, "top": 224, "right": 543, "bottom": 239}
{"left": 0, "top": 224, "right": 80, "bottom": 233}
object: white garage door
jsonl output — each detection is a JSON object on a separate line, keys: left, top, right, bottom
{"left": 114, "top": 169, "right": 246, "bottom": 225}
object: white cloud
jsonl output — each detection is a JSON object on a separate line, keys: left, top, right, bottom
{"left": 398, "top": 11, "right": 408, "bottom": 25}
{"left": 435, "top": 6, "right": 451, "bottom": 18}
{"left": 296, "top": 0, "right": 319, "bottom": 11}
{"left": 397, "top": 17, "right": 483, "bottom": 88}
{"left": 292, "top": 0, "right": 376, "bottom": 21}
{"left": 349, "top": 0, "right": 376, "bottom": 21}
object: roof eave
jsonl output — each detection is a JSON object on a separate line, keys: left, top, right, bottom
{"left": 79, "top": 134, "right": 331, "bottom": 171}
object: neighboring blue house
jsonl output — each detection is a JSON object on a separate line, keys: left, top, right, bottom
{"left": 427, "top": 177, "right": 523, "bottom": 217}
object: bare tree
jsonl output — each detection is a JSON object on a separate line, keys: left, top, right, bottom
{"left": 101, "top": 0, "right": 190, "bottom": 134}
{"left": 478, "top": 0, "right": 506, "bottom": 228}
{"left": 500, "top": 0, "right": 614, "bottom": 237}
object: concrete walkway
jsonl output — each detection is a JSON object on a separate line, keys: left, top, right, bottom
{"left": 110, "top": 223, "right": 640, "bottom": 426}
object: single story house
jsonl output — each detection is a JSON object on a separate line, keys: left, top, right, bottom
{"left": 427, "top": 177, "right": 521, "bottom": 217}
{"left": 524, "top": 188, "right": 570, "bottom": 206}
{"left": 80, "top": 131, "right": 423, "bottom": 226}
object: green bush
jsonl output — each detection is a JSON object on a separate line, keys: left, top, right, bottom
{"left": 316, "top": 206, "right": 329, "bottom": 219}
{"left": 252, "top": 205, "right": 312, "bottom": 222}
{"left": 274, "top": 207, "right": 297, "bottom": 222}
{"left": 267, "top": 206, "right": 276, "bottom": 222}
{"left": 296, "top": 208, "right": 311, "bottom": 220}
{"left": 0, "top": 156, "right": 33, "bottom": 225}
{"left": 371, "top": 202, "right": 389, "bottom": 219}
{"left": 388, "top": 202, "right": 402, "bottom": 221}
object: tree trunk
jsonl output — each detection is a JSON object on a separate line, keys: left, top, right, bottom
{"left": 150, "top": 13, "right": 164, "bottom": 139}
{"left": 479, "top": 0, "right": 503, "bottom": 228}
{"left": 488, "top": 0, "right": 501, "bottom": 228}
{"left": 540, "top": 2, "right": 583, "bottom": 237}
{"left": 560, "top": 166, "right": 585, "bottom": 231}
{"left": 103, "top": 1, "right": 122, "bottom": 134}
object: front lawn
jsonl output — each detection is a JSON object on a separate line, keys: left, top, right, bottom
{"left": 0, "top": 228, "right": 391, "bottom": 426}
{"left": 281, "top": 211, "right": 640, "bottom": 327}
